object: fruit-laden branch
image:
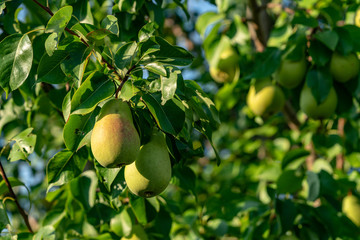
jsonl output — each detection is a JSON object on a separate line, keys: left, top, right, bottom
{"left": 31, "top": 0, "right": 119, "bottom": 78}
{"left": 0, "top": 147, "right": 33, "bottom": 233}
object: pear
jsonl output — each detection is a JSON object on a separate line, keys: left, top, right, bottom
{"left": 210, "top": 48, "right": 240, "bottom": 83}
{"left": 246, "top": 78, "right": 285, "bottom": 116}
{"left": 274, "top": 58, "right": 307, "bottom": 89}
{"left": 299, "top": 84, "right": 337, "bottom": 119}
{"left": 342, "top": 195, "right": 360, "bottom": 227}
{"left": 124, "top": 130, "right": 171, "bottom": 198}
{"left": 121, "top": 225, "right": 148, "bottom": 240}
{"left": 91, "top": 99, "right": 140, "bottom": 168}
{"left": 330, "top": 52, "right": 360, "bottom": 83}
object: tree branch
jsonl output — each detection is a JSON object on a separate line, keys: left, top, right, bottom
{"left": 0, "top": 153, "right": 33, "bottom": 233}
{"left": 336, "top": 118, "right": 345, "bottom": 170}
{"left": 31, "top": 0, "right": 117, "bottom": 75}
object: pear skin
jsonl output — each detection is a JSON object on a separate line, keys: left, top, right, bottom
{"left": 121, "top": 225, "right": 148, "bottom": 240}
{"left": 274, "top": 58, "right": 307, "bottom": 89}
{"left": 342, "top": 195, "right": 360, "bottom": 227}
{"left": 330, "top": 52, "right": 360, "bottom": 83}
{"left": 299, "top": 85, "right": 337, "bottom": 119}
{"left": 246, "top": 78, "right": 285, "bottom": 116}
{"left": 124, "top": 131, "right": 171, "bottom": 198}
{"left": 210, "top": 48, "right": 240, "bottom": 83}
{"left": 91, "top": 99, "right": 140, "bottom": 168}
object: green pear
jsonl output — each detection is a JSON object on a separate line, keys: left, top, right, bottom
{"left": 124, "top": 130, "right": 171, "bottom": 198}
{"left": 330, "top": 52, "right": 360, "bottom": 83}
{"left": 342, "top": 195, "right": 360, "bottom": 227}
{"left": 121, "top": 225, "right": 148, "bottom": 240}
{"left": 246, "top": 78, "right": 285, "bottom": 116}
{"left": 274, "top": 58, "right": 307, "bottom": 89}
{"left": 299, "top": 84, "right": 337, "bottom": 119}
{"left": 91, "top": 99, "right": 140, "bottom": 168}
{"left": 210, "top": 48, "right": 240, "bottom": 83}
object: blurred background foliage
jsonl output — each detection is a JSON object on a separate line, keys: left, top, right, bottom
{"left": 1, "top": 0, "right": 360, "bottom": 239}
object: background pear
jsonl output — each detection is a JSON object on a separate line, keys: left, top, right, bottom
{"left": 246, "top": 78, "right": 285, "bottom": 116}
{"left": 91, "top": 99, "right": 140, "bottom": 168}
{"left": 121, "top": 225, "right": 148, "bottom": 240}
{"left": 299, "top": 84, "right": 337, "bottom": 119}
{"left": 210, "top": 48, "right": 240, "bottom": 83}
{"left": 330, "top": 52, "right": 360, "bottom": 83}
{"left": 124, "top": 130, "right": 171, "bottom": 198}
{"left": 342, "top": 195, "right": 360, "bottom": 227}
{"left": 274, "top": 58, "right": 307, "bottom": 89}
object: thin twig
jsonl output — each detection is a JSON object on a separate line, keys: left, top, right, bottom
{"left": 0, "top": 148, "right": 33, "bottom": 233}
{"left": 115, "top": 65, "right": 137, "bottom": 98}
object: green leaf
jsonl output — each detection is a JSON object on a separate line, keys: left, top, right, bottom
{"left": 63, "top": 107, "right": 100, "bottom": 151}
{"left": 95, "top": 163, "right": 122, "bottom": 192}
{"left": 145, "top": 62, "right": 167, "bottom": 76}
{"left": 315, "top": 30, "right": 339, "bottom": 51}
{"left": 70, "top": 72, "right": 115, "bottom": 115}
{"left": 130, "top": 197, "right": 147, "bottom": 224}
{"left": 248, "top": 47, "right": 282, "bottom": 79}
{"left": 45, "top": 6, "right": 73, "bottom": 35}
{"left": 160, "top": 66, "right": 181, "bottom": 104}
{"left": 185, "top": 80, "right": 221, "bottom": 127}
{"left": 0, "top": 202, "right": 10, "bottom": 230}
{"left": 37, "top": 50, "right": 68, "bottom": 84}
{"left": 45, "top": 32, "right": 59, "bottom": 56}
{"left": 140, "top": 36, "right": 193, "bottom": 66}
{"left": 62, "top": 88, "right": 74, "bottom": 122}
{"left": 141, "top": 93, "right": 185, "bottom": 135}
{"left": 306, "top": 68, "right": 333, "bottom": 104}
{"left": 309, "top": 40, "right": 332, "bottom": 66}
{"left": 195, "top": 11, "right": 224, "bottom": 37}
{"left": 276, "top": 170, "right": 303, "bottom": 194}
{"left": 47, "top": 148, "right": 88, "bottom": 191}
{"left": 138, "top": 22, "right": 158, "bottom": 42}
{"left": 0, "top": 177, "right": 27, "bottom": 196}
{"left": 281, "top": 149, "right": 309, "bottom": 169}
{"left": 0, "top": 34, "right": 33, "bottom": 97}
{"left": 101, "top": 15, "right": 119, "bottom": 36}
{"left": 69, "top": 171, "right": 98, "bottom": 211}
{"left": 60, "top": 42, "right": 90, "bottom": 86}
{"left": 110, "top": 208, "right": 132, "bottom": 237}
{"left": 33, "top": 226, "right": 56, "bottom": 240}
{"left": 172, "top": 165, "right": 196, "bottom": 195}
{"left": 307, "top": 171, "right": 320, "bottom": 201}
{"left": 86, "top": 29, "right": 112, "bottom": 42}
{"left": 115, "top": 41, "right": 138, "bottom": 72}
{"left": 8, "top": 128, "right": 36, "bottom": 162}
{"left": 292, "top": 11, "right": 318, "bottom": 27}
{"left": 275, "top": 199, "right": 297, "bottom": 233}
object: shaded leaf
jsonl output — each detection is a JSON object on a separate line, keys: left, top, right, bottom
{"left": 0, "top": 34, "right": 33, "bottom": 96}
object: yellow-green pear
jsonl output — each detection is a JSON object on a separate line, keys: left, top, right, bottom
{"left": 91, "top": 99, "right": 140, "bottom": 168}
{"left": 342, "top": 195, "right": 360, "bottom": 227}
{"left": 210, "top": 48, "right": 240, "bottom": 83}
{"left": 274, "top": 58, "right": 307, "bottom": 89}
{"left": 121, "top": 225, "right": 148, "bottom": 240}
{"left": 124, "top": 130, "right": 171, "bottom": 198}
{"left": 330, "top": 52, "right": 360, "bottom": 83}
{"left": 246, "top": 78, "right": 285, "bottom": 116}
{"left": 299, "top": 84, "right": 337, "bottom": 119}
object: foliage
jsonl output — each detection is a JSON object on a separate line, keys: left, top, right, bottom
{"left": 0, "top": 0, "right": 360, "bottom": 239}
